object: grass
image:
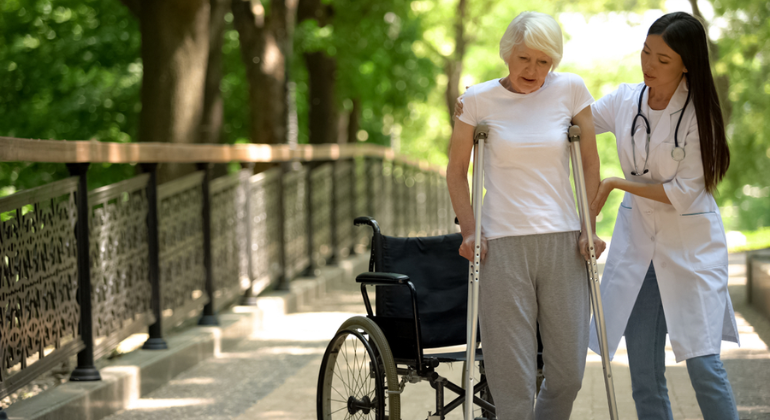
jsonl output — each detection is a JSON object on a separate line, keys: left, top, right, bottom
{"left": 728, "top": 227, "right": 770, "bottom": 253}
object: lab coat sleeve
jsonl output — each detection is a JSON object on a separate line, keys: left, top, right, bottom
{"left": 663, "top": 117, "right": 707, "bottom": 213}
{"left": 590, "top": 87, "right": 620, "bottom": 135}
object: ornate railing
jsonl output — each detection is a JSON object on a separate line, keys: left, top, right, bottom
{"left": 0, "top": 178, "right": 82, "bottom": 400}
{"left": 0, "top": 138, "right": 457, "bottom": 411}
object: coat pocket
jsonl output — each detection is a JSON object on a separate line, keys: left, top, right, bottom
{"left": 677, "top": 212, "right": 728, "bottom": 270}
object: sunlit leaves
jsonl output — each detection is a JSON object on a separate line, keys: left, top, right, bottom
{"left": 0, "top": 0, "right": 140, "bottom": 191}
{"left": 708, "top": 0, "right": 770, "bottom": 230}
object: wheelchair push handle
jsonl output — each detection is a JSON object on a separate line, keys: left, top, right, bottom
{"left": 354, "top": 216, "right": 380, "bottom": 232}
{"left": 354, "top": 216, "right": 384, "bottom": 272}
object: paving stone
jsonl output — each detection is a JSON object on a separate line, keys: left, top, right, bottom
{"left": 99, "top": 255, "right": 770, "bottom": 420}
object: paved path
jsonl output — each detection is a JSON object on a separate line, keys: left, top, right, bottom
{"left": 103, "top": 253, "right": 770, "bottom": 420}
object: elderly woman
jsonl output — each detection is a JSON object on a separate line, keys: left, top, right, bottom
{"left": 447, "top": 11, "right": 605, "bottom": 419}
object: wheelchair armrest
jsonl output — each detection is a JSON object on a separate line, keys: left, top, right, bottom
{"left": 356, "top": 272, "right": 410, "bottom": 286}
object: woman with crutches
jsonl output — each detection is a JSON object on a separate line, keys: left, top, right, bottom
{"left": 589, "top": 12, "right": 740, "bottom": 420}
{"left": 446, "top": 12, "right": 606, "bottom": 420}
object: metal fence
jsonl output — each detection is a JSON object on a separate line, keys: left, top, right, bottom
{"left": 0, "top": 152, "right": 456, "bottom": 407}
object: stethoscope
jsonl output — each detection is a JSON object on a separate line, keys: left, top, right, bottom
{"left": 630, "top": 84, "right": 690, "bottom": 176}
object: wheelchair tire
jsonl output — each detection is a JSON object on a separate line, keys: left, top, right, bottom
{"left": 461, "top": 359, "right": 496, "bottom": 420}
{"left": 317, "top": 316, "right": 400, "bottom": 420}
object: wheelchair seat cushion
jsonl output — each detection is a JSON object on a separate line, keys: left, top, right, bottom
{"left": 377, "top": 232, "right": 470, "bottom": 349}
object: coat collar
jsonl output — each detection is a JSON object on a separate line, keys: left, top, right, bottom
{"left": 647, "top": 77, "right": 690, "bottom": 147}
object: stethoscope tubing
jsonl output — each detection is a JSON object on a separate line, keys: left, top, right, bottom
{"left": 630, "top": 83, "right": 690, "bottom": 176}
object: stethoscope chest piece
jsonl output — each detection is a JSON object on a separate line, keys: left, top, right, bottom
{"left": 671, "top": 146, "right": 685, "bottom": 161}
{"left": 631, "top": 84, "right": 692, "bottom": 173}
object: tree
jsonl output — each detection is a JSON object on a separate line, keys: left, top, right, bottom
{"left": 296, "top": 0, "right": 338, "bottom": 144}
{"left": 708, "top": 0, "right": 770, "bottom": 230}
{"left": 119, "top": 0, "right": 211, "bottom": 183}
{"left": 200, "top": 0, "right": 231, "bottom": 146}
{"left": 231, "top": 0, "right": 295, "bottom": 146}
{"left": 0, "top": 0, "right": 142, "bottom": 191}
{"left": 293, "top": 0, "right": 438, "bottom": 147}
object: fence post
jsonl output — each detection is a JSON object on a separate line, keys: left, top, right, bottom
{"left": 349, "top": 158, "right": 357, "bottom": 252}
{"left": 67, "top": 163, "right": 101, "bottom": 382}
{"left": 303, "top": 163, "right": 316, "bottom": 276}
{"left": 329, "top": 160, "right": 338, "bottom": 264}
{"left": 141, "top": 163, "right": 168, "bottom": 349}
{"left": 198, "top": 163, "right": 219, "bottom": 326}
{"left": 275, "top": 163, "right": 289, "bottom": 290}
{"left": 366, "top": 157, "right": 376, "bottom": 219}
{"left": 240, "top": 164, "right": 258, "bottom": 305}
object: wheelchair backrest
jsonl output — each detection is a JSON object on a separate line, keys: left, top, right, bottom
{"left": 376, "top": 233, "right": 469, "bottom": 349}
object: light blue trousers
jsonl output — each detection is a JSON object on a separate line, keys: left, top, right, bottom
{"left": 624, "top": 263, "right": 739, "bottom": 420}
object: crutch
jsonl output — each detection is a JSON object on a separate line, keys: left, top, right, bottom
{"left": 568, "top": 125, "right": 619, "bottom": 420}
{"left": 464, "top": 123, "right": 488, "bottom": 420}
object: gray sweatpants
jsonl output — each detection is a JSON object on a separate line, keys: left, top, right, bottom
{"left": 479, "top": 231, "right": 590, "bottom": 420}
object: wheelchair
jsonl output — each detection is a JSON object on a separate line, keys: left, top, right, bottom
{"left": 316, "top": 216, "right": 544, "bottom": 420}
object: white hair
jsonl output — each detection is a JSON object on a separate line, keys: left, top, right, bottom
{"left": 499, "top": 12, "right": 563, "bottom": 70}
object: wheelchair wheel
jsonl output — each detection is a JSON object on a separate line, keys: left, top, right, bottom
{"left": 317, "top": 316, "right": 400, "bottom": 420}
{"left": 461, "top": 359, "right": 496, "bottom": 420}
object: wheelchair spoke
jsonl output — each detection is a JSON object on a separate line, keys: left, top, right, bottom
{"left": 320, "top": 319, "right": 398, "bottom": 420}
{"left": 334, "top": 352, "right": 352, "bottom": 396}
{"left": 331, "top": 384, "right": 348, "bottom": 402}
{"left": 342, "top": 339, "right": 353, "bottom": 394}
{"left": 330, "top": 405, "right": 348, "bottom": 415}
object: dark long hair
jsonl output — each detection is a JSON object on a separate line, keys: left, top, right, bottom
{"left": 648, "top": 12, "right": 729, "bottom": 194}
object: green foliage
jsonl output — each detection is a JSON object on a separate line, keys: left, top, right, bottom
{"left": 0, "top": 0, "right": 766, "bottom": 238}
{"left": 709, "top": 0, "right": 770, "bottom": 231}
{"left": 0, "top": 0, "right": 141, "bottom": 191}
{"left": 292, "top": 0, "right": 439, "bottom": 146}
{"left": 220, "top": 13, "right": 250, "bottom": 144}
{"left": 728, "top": 227, "right": 770, "bottom": 253}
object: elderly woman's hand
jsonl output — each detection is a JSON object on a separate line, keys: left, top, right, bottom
{"left": 578, "top": 231, "right": 606, "bottom": 261}
{"left": 460, "top": 231, "right": 488, "bottom": 262}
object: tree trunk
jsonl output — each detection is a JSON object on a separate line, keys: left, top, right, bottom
{"left": 232, "top": 0, "right": 296, "bottom": 146}
{"left": 298, "top": 0, "right": 338, "bottom": 144}
{"left": 688, "top": 0, "right": 732, "bottom": 123}
{"left": 444, "top": 0, "right": 467, "bottom": 127}
{"left": 138, "top": 0, "right": 211, "bottom": 183}
{"left": 304, "top": 52, "right": 338, "bottom": 144}
{"left": 346, "top": 98, "right": 360, "bottom": 144}
{"left": 200, "top": 0, "right": 229, "bottom": 145}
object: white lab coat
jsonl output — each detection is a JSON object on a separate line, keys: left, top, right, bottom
{"left": 588, "top": 79, "right": 739, "bottom": 363}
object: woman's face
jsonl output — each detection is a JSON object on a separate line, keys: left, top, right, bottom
{"left": 506, "top": 44, "right": 552, "bottom": 94}
{"left": 641, "top": 34, "right": 687, "bottom": 89}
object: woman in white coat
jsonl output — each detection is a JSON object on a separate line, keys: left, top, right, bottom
{"left": 589, "top": 12, "right": 739, "bottom": 420}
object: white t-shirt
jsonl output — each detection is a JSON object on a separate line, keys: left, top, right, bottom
{"left": 458, "top": 72, "right": 594, "bottom": 239}
{"left": 648, "top": 108, "right": 665, "bottom": 134}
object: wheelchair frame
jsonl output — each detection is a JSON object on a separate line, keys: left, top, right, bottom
{"left": 353, "top": 216, "right": 496, "bottom": 420}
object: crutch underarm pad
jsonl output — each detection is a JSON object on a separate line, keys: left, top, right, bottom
{"left": 356, "top": 272, "right": 410, "bottom": 285}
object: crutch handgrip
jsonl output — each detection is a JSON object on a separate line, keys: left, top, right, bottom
{"left": 568, "top": 125, "right": 581, "bottom": 141}
{"left": 474, "top": 123, "right": 490, "bottom": 144}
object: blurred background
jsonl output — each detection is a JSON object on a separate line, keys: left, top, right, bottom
{"left": 1, "top": 0, "right": 767, "bottom": 248}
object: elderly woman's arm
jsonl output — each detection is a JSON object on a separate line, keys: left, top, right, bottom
{"left": 572, "top": 106, "right": 607, "bottom": 259}
{"left": 447, "top": 120, "right": 488, "bottom": 261}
